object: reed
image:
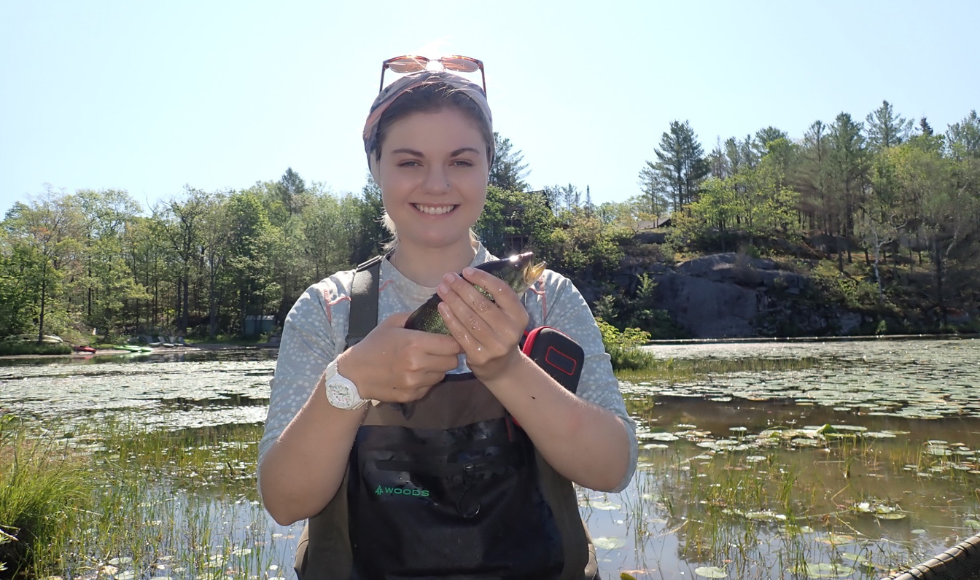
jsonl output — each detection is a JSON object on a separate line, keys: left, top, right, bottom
{"left": 0, "top": 416, "right": 93, "bottom": 579}
{"left": 0, "top": 416, "right": 289, "bottom": 580}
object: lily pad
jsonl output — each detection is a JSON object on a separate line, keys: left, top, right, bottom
{"left": 593, "top": 537, "right": 626, "bottom": 550}
{"left": 965, "top": 519, "right": 980, "bottom": 531}
{"left": 694, "top": 566, "right": 727, "bottom": 578}
{"left": 744, "top": 510, "right": 787, "bottom": 522}
{"left": 589, "top": 500, "right": 621, "bottom": 511}
{"left": 793, "top": 562, "right": 855, "bottom": 578}
{"left": 107, "top": 558, "right": 133, "bottom": 566}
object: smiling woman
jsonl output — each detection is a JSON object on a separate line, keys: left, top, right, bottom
{"left": 257, "top": 59, "right": 638, "bottom": 580}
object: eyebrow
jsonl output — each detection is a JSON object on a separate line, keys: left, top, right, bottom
{"left": 389, "top": 147, "right": 482, "bottom": 157}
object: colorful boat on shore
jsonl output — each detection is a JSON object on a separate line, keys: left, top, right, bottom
{"left": 114, "top": 345, "right": 152, "bottom": 352}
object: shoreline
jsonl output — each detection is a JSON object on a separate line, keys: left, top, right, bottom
{"left": 644, "top": 332, "right": 980, "bottom": 346}
{"left": 0, "top": 342, "right": 280, "bottom": 361}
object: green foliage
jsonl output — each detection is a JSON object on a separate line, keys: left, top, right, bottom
{"left": 668, "top": 152, "right": 801, "bottom": 254}
{"left": 0, "top": 342, "right": 72, "bottom": 356}
{"left": 3, "top": 99, "right": 980, "bottom": 342}
{"left": 488, "top": 133, "right": 529, "bottom": 191}
{"left": 809, "top": 260, "right": 880, "bottom": 311}
{"left": 0, "top": 416, "right": 93, "bottom": 577}
{"left": 596, "top": 318, "right": 656, "bottom": 370}
{"left": 476, "top": 186, "right": 554, "bottom": 257}
{"left": 638, "top": 120, "right": 709, "bottom": 214}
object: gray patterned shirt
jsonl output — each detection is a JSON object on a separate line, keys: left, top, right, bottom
{"left": 259, "top": 244, "right": 638, "bottom": 492}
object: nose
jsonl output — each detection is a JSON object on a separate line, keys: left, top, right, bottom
{"left": 422, "top": 165, "right": 450, "bottom": 195}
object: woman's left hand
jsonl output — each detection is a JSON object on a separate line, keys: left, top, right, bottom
{"left": 436, "top": 267, "right": 529, "bottom": 382}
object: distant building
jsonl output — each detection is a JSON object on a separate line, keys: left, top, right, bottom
{"left": 244, "top": 315, "right": 276, "bottom": 336}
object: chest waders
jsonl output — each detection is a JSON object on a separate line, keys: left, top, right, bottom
{"left": 294, "top": 257, "right": 599, "bottom": 580}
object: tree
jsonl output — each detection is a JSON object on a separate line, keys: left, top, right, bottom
{"left": 196, "top": 190, "right": 230, "bottom": 339}
{"left": 794, "top": 120, "right": 833, "bottom": 233}
{"left": 488, "top": 133, "right": 530, "bottom": 191}
{"left": 76, "top": 189, "right": 146, "bottom": 337}
{"left": 861, "top": 148, "right": 909, "bottom": 302}
{"left": 947, "top": 110, "right": 980, "bottom": 159}
{"left": 226, "top": 189, "right": 279, "bottom": 335}
{"left": 753, "top": 126, "right": 789, "bottom": 158}
{"left": 476, "top": 186, "right": 554, "bottom": 256}
{"left": 638, "top": 120, "right": 709, "bottom": 214}
{"left": 276, "top": 167, "right": 308, "bottom": 217}
{"left": 156, "top": 187, "right": 208, "bottom": 334}
{"left": 866, "top": 100, "right": 912, "bottom": 151}
{"left": 1, "top": 189, "right": 83, "bottom": 341}
{"left": 827, "top": 112, "right": 869, "bottom": 270}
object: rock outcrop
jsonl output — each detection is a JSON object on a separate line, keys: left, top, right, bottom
{"left": 644, "top": 253, "right": 864, "bottom": 338}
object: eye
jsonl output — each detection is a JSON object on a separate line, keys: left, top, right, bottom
{"left": 452, "top": 159, "right": 475, "bottom": 167}
{"left": 398, "top": 160, "right": 421, "bottom": 167}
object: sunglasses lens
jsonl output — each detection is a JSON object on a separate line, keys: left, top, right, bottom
{"left": 387, "top": 57, "right": 427, "bottom": 73}
{"left": 439, "top": 57, "right": 480, "bottom": 73}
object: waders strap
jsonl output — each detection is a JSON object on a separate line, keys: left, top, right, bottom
{"left": 535, "top": 449, "right": 595, "bottom": 580}
{"left": 294, "top": 472, "right": 352, "bottom": 580}
{"left": 346, "top": 256, "right": 383, "bottom": 349}
{"left": 295, "top": 257, "right": 383, "bottom": 580}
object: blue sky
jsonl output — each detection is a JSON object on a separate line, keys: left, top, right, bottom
{"left": 2, "top": 0, "right": 978, "bottom": 218}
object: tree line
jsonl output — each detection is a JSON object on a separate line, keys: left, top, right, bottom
{"left": 640, "top": 103, "right": 980, "bottom": 326}
{"left": 2, "top": 106, "right": 979, "bottom": 344}
{"left": 0, "top": 133, "right": 622, "bottom": 343}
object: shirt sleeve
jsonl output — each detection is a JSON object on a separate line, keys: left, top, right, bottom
{"left": 257, "top": 274, "right": 353, "bottom": 489}
{"left": 531, "top": 271, "right": 639, "bottom": 493}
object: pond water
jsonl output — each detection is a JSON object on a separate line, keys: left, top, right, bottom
{"left": 2, "top": 339, "right": 979, "bottom": 579}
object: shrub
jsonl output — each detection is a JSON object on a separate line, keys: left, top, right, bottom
{"left": 0, "top": 342, "right": 72, "bottom": 357}
{"left": 0, "top": 417, "right": 92, "bottom": 578}
{"left": 596, "top": 318, "right": 656, "bottom": 371}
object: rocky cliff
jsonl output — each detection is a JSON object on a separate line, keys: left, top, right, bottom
{"left": 643, "top": 253, "right": 866, "bottom": 338}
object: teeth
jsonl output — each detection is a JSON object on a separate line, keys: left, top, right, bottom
{"left": 414, "top": 204, "right": 455, "bottom": 215}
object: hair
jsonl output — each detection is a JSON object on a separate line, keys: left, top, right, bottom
{"left": 371, "top": 81, "right": 493, "bottom": 251}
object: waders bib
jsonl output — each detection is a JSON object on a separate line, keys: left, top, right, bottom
{"left": 294, "top": 256, "right": 598, "bottom": 580}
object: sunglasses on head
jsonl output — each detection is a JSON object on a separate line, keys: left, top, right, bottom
{"left": 379, "top": 55, "right": 486, "bottom": 94}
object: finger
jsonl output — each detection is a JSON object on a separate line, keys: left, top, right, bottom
{"left": 419, "top": 333, "right": 464, "bottom": 356}
{"left": 460, "top": 268, "right": 526, "bottom": 319}
{"left": 438, "top": 301, "right": 486, "bottom": 355}
{"left": 381, "top": 311, "right": 411, "bottom": 327}
{"left": 423, "top": 352, "right": 462, "bottom": 373}
{"left": 438, "top": 279, "right": 494, "bottom": 336}
{"left": 440, "top": 273, "right": 508, "bottom": 332}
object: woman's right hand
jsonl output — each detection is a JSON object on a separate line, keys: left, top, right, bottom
{"left": 338, "top": 311, "right": 462, "bottom": 403}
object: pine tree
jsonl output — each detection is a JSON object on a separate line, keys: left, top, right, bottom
{"left": 489, "top": 133, "right": 530, "bottom": 191}
{"left": 638, "top": 120, "right": 709, "bottom": 214}
{"left": 866, "top": 100, "right": 912, "bottom": 151}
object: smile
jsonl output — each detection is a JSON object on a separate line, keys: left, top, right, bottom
{"left": 413, "top": 204, "right": 457, "bottom": 215}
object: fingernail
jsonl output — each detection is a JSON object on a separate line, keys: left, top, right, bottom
{"left": 438, "top": 283, "right": 449, "bottom": 294}
{"left": 443, "top": 273, "right": 455, "bottom": 283}
{"left": 463, "top": 267, "right": 475, "bottom": 276}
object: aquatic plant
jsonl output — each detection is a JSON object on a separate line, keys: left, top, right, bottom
{"left": 0, "top": 416, "right": 92, "bottom": 578}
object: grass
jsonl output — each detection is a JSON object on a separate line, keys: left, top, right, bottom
{"left": 615, "top": 355, "right": 822, "bottom": 383}
{"left": 0, "top": 417, "right": 290, "bottom": 580}
{"left": 0, "top": 416, "right": 93, "bottom": 579}
{"left": 0, "top": 343, "right": 72, "bottom": 357}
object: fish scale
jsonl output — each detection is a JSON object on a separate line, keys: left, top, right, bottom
{"left": 404, "top": 252, "right": 546, "bottom": 335}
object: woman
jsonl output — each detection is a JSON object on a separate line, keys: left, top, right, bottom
{"left": 258, "top": 56, "right": 638, "bottom": 580}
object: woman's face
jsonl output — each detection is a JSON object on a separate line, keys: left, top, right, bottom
{"left": 377, "top": 107, "right": 489, "bottom": 253}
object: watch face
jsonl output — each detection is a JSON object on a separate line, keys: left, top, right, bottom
{"left": 327, "top": 382, "right": 356, "bottom": 409}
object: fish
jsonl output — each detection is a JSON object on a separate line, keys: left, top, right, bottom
{"left": 404, "top": 252, "right": 547, "bottom": 335}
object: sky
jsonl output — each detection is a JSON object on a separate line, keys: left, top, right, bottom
{"left": 2, "top": 0, "right": 978, "bottom": 219}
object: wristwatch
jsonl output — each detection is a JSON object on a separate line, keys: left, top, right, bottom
{"left": 324, "top": 359, "right": 371, "bottom": 410}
